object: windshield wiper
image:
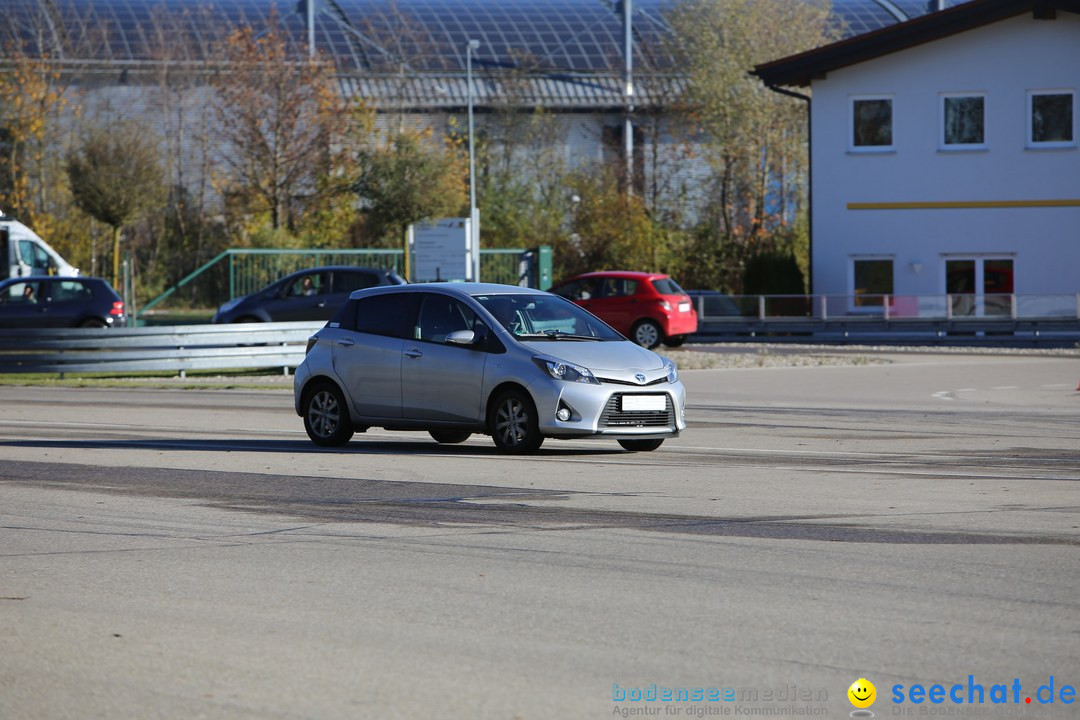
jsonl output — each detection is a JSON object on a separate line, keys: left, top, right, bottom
{"left": 516, "top": 330, "right": 601, "bottom": 341}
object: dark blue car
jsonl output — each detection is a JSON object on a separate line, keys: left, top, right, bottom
{"left": 0, "top": 276, "right": 126, "bottom": 328}
{"left": 212, "top": 266, "right": 406, "bottom": 323}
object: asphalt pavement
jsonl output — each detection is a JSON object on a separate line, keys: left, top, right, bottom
{"left": 0, "top": 349, "right": 1077, "bottom": 719}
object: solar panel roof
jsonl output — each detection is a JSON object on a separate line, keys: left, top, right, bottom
{"left": 4, "top": 0, "right": 961, "bottom": 74}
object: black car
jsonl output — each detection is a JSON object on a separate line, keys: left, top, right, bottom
{"left": 686, "top": 290, "right": 744, "bottom": 318}
{"left": 212, "top": 266, "right": 406, "bottom": 323}
{"left": 0, "top": 276, "right": 126, "bottom": 328}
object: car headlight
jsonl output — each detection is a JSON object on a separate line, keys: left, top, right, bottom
{"left": 664, "top": 359, "right": 678, "bottom": 383}
{"left": 534, "top": 356, "right": 599, "bottom": 385}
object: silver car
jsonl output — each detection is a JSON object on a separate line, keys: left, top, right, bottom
{"left": 293, "top": 283, "right": 687, "bottom": 453}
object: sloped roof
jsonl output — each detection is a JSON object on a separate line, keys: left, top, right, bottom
{"left": 6, "top": 0, "right": 954, "bottom": 74}
{"left": 754, "top": 0, "right": 1080, "bottom": 88}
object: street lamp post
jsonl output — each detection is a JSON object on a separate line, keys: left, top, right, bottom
{"left": 466, "top": 39, "right": 480, "bottom": 281}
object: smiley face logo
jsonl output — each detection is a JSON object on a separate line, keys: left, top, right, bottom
{"left": 848, "top": 678, "right": 876, "bottom": 709}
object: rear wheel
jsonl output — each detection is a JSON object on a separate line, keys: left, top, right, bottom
{"left": 488, "top": 389, "right": 544, "bottom": 453}
{"left": 303, "top": 383, "right": 354, "bottom": 446}
{"left": 663, "top": 335, "right": 686, "bottom": 348}
{"left": 79, "top": 318, "right": 107, "bottom": 328}
{"left": 429, "top": 430, "right": 471, "bottom": 444}
{"left": 631, "top": 319, "right": 662, "bottom": 349}
{"left": 618, "top": 438, "right": 664, "bottom": 452}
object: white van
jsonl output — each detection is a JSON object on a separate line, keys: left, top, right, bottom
{"left": 0, "top": 210, "right": 79, "bottom": 278}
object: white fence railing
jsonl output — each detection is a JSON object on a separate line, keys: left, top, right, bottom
{"left": 693, "top": 293, "right": 1080, "bottom": 321}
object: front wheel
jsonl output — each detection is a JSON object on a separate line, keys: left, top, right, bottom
{"left": 631, "top": 319, "right": 662, "bottom": 349}
{"left": 429, "top": 430, "right": 471, "bottom": 444}
{"left": 618, "top": 438, "right": 664, "bottom": 452}
{"left": 303, "top": 383, "right": 355, "bottom": 446}
{"left": 489, "top": 389, "right": 544, "bottom": 454}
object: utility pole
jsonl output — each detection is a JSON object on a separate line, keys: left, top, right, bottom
{"left": 307, "top": 0, "right": 315, "bottom": 58}
{"left": 623, "top": 0, "right": 634, "bottom": 194}
{"left": 467, "top": 39, "right": 481, "bottom": 281}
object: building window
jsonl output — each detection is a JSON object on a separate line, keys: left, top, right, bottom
{"left": 851, "top": 96, "right": 893, "bottom": 150}
{"left": 1028, "top": 90, "right": 1075, "bottom": 147}
{"left": 941, "top": 94, "right": 986, "bottom": 149}
{"left": 852, "top": 258, "right": 893, "bottom": 307}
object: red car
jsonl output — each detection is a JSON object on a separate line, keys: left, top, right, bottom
{"left": 550, "top": 271, "right": 698, "bottom": 348}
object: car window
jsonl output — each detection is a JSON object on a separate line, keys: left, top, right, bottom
{"left": 651, "top": 278, "right": 685, "bottom": 296}
{"left": 286, "top": 272, "right": 328, "bottom": 297}
{"left": 2, "top": 280, "right": 44, "bottom": 304}
{"left": 17, "top": 240, "right": 53, "bottom": 273}
{"left": 351, "top": 293, "right": 418, "bottom": 338}
{"left": 474, "top": 293, "right": 622, "bottom": 340}
{"left": 52, "top": 281, "right": 92, "bottom": 302}
{"left": 416, "top": 295, "right": 480, "bottom": 342}
{"left": 551, "top": 281, "right": 580, "bottom": 300}
{"left": 332, "top": 271, "right": 378, "bottom": 294}
{"left": 553, "top": 278, "right": 602, "bottom": 301}
{"left": 598, "top": 278, "right": 637, "bottom": 297}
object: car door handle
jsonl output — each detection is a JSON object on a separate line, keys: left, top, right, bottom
{"left": 338, "top": 338, "right": 355, "bottom": 347}
{"left": 404, "top": 348, "right": 423, "bottom": 359}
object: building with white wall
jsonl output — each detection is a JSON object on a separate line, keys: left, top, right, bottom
{"left": 756, "top": 0, "right": 1080, "bottom": 317}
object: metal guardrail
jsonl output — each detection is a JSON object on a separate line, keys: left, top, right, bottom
{"left": 690, "top": 293, "right": 1080, "bottom": 346}
{"left": 0, "top": 322, "right": 322, "bottom": 375}
{"left": 3, "top": 300, "right": 1077, "bottom": 378}
{"left": 692, "top": 293, "right": 1080, "bottom": 321}
{"left": 694, "top": 316, "right": 1080, "bottom": 347}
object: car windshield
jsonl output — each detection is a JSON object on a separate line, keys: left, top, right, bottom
{"left": 473, "top": 293, "right": 623, "bottom": 341}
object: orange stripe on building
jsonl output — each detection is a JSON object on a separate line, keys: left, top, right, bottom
{"left": 847, "top": 199, "right": 1080, "bottom": 210}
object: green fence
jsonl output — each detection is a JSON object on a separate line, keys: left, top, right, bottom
{"left": 227, "top": 249, "right": 404, "bottom": 299}
{"left": 141, "top": 246, "right": 552, "bottom": 317}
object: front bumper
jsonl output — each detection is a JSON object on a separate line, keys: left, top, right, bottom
{"left": 533, "top": 378, "right": 687, "bottom": 439}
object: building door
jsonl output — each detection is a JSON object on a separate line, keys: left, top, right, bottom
{"left": 945, "top": 257, "right": 1014, "bottom": 317}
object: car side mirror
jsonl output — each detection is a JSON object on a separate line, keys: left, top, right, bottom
{"left": 445, "top": 330, "right": 476, "bottom": 345}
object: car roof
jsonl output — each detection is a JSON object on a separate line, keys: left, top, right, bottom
{"left": 347, "top": 282, "right": 546, "bottom": 300}
{"left": 560, "top": 271, "right": 668, "bottom": 281}
{"left": 0, "top": 275, "right": 99, "bottom": 284}
{"left": 281, "top": 265, "right": 393, "bottom": 277}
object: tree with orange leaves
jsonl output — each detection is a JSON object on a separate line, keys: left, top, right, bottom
{"left": 210, "top": 12, "right": 347, "bottom": 234}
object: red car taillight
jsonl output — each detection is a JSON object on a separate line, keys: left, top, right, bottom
{"left": 109, "top": 301, "right": 124, "bottom": 316}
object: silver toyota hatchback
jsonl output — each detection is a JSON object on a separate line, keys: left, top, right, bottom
{"left": 293, "top": 283, "right": 687, "bottom": 453}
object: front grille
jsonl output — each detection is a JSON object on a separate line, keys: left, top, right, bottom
{"left": 596, "top": 375, "right": 668, "bottom": 386}
{"left": 599, "top": 393, "right": 674, "bottom": 428}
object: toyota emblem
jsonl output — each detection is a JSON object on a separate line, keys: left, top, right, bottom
{"left": 635, "top": 373, "right": 646, "bottom": 384}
